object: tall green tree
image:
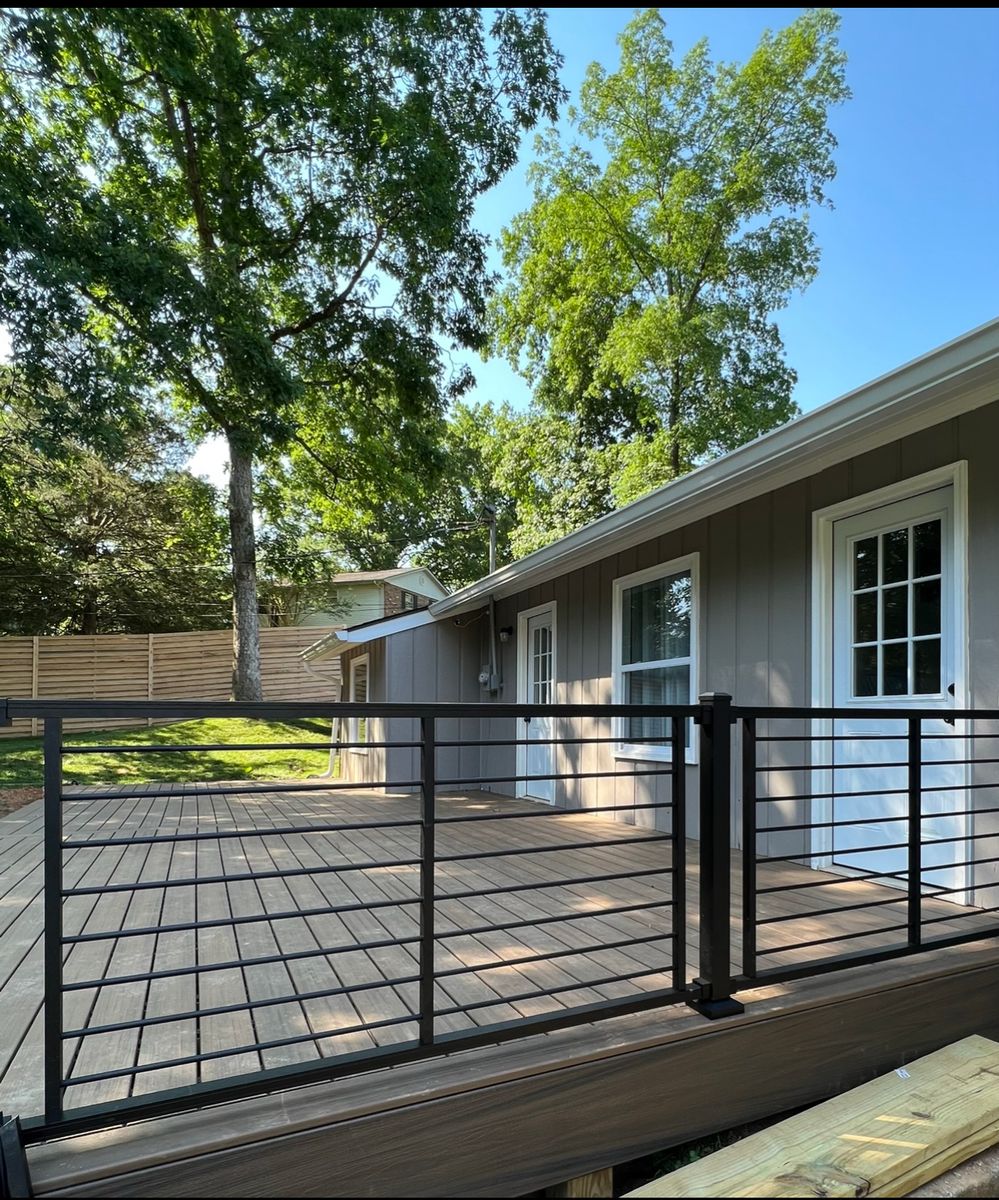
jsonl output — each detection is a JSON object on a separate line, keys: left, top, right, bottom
{"left": 0, "top": 389, "right": 230, "bottom": 635}
{"left": 0, "top": 7, "right": 564, "bottom": 696}
{"left": 493, "top": 8, "right": 849, "bottom": 505}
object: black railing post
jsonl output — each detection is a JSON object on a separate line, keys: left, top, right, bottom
{"left": 670, "top": 712, "right": 687, "bottom": 992}
{"left": 907, "top": 717, "right": 923, "bottom": 949}
{"left": 741, "top": 716, "right": 758, "bottom": 980}
{"left": 42, "top": 716, "right": 64, "bottom": 1125}
{"left": 419, "top": 714, "right": 436, "bottom": 1046}
{"left": 689, "top": 693, "right": 744, "bottom": 1018}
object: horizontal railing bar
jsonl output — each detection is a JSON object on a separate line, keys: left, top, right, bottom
{"left": 5, "top": 698, "right": 701, "bottom": 720}
{"left": 734, "top": 704, "right": 999, "bottom": 720}
{"left": 435, "top": 767, "right": 673, "bottom": 787}
{"left": 63, "top": 1013, "right": 419, "bottom": 1086}
{"left": 756, "top": 893, "right": 907, "bottom": 925}
{"left": 435, "top": 833, "right": 672, "bottom": 865}
{"left": 922, "top": 853, "right": 999, "bottom": 873}
{"left": 64, "top": 970, "right": 423, "bottom": 1038}
{"left": 918, "top": 805, "right": 999, "bottom": 821}
{"left": 916, "top": 880, "right": 995, "bottom": 901}
{"left": 755, "top": 813, "right": 906, "bottom": 835}
{"left": 60, "top": 778, "right": 422, "bottom": 803}
{"left": 62, "top": 740, "right": 416, "bottom": 755}
{"left": 63, "top": 894, "right": 421, "bottom": 944}
{"left": 64, "top": 854, "right": 423, "bottom": 896}
{"left": 921, "top": 905, "right": 999, "bottom": 928}
{"left": 437, "top": 865, "right": 668, "bottom": 903}
{"left": 755, "top": 865, "right": 910, "bottom": 894}
{"left": 756, "top": 786, "right": 908, "bottom": 804}
{"left": 63, "top": 816, "right": 423, "bottom": 849}
{"left": 434, "top": 932, "right": 673, "bottom": 979}
{"left": 756, "top": 920, "right": 910, "bottom": 957}
{"left": 756, "top": 760, "right": 911, "bottom": 773}
{"left": 748, "top": 923, "right": 999, "bottom": 989}
{"left": 754, "top": 733, "right": 910, "bottom": 743}
{"left": 437, "top": 800, "right": 673, "bottom": 824}
{"left": 63, "top": 932, "right": 423, "bottom": 991}
{"left": 755, "top": 731, "right": 999, "bottom": 743}
{"left": 434, "top": 964, "right": 672, "bottom": 1018}
{"left": 434, "top": 735, "right": 673, "bottom": 748}
{"left": 759, "top": 841, "right": 910, "bottom": 864}
{"left": 436, "top": 899, "right": 675, "bottom": 940}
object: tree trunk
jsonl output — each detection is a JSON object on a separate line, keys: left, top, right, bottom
{"left": 226, "top": 432, "right": 263, "bottom": 701}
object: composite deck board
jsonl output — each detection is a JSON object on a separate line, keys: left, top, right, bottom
{"left": 0, "top": 785, "right": 995, "bottom": 1120}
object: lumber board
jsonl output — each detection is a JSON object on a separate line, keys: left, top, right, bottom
{"left": 626, "top": 1035, "right": 999, "bottom": 1199}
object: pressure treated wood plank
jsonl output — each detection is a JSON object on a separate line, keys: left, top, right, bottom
{"left": 626, "top": 1035, "right": 999, "bottom": 1199}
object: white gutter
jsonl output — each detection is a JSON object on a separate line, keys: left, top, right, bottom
{"left": 302, "top": 609, "right": 436, "bottom": 660}
{"left": 431, "top": 316, "right": 999, "bottom": 617}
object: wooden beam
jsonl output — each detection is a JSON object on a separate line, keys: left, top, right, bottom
{"left": 626, "top": 1036, "right": 999, "bottom": 1199}
{"left": 545, "top": 1167, "right": 614, "bottom": 1197}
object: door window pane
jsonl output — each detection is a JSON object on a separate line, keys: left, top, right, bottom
{"left": 882, "top": 643, "right": 908, "bottom": 695}
{"left": 854, "top": 646, "right": 878, "bottom": 697}
{"left": 914, "top": 638, "right": 941, "bottom": 694}
{"left": 914, "top": 579, "right": 941, "bottom": 636}
{"left": 854, "top": 592, "right": 877, "bottom": 643}
{"left": 882, "top": 528, "right": 909, "bottom": 584}
{"left": 914, "top": 520, "right": 941, "bottom": 578}
{"left": 854, "top": 538, "right": 878, "bottom": 590}
{"left": 882, "top": 585, "right": 908, "bottom": 640}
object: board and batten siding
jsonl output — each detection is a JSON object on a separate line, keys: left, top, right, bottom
{"left": 344, "top": 398, "right": 999, "bottom": 880}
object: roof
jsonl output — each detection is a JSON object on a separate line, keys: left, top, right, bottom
{"left": 432, "top": 316, "right": 999, "bottom": 617}
{"left": 301, "top": 606, "right": 435, "bottom": 660}
{"left": 328, "top": 568, "right": 411, "bottom": 584}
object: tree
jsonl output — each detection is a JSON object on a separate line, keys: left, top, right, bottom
{"left": 0, "top": 7, "right": 564, "bottom": 696}
{"left": 0, "top": 389, "right": 230, "bottom": 635}
{"left": 492, "top": 8, "right": 849, "bottom": 506}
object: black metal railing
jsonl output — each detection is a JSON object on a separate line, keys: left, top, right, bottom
{"left": 739, "top": 704, "right": 999, "bottom": 988}
{"left": 0, "top": 697, "right": 689, "bottom": 1140}
{"left": 2, "top": 694, "right": 999, "bottom": 1145}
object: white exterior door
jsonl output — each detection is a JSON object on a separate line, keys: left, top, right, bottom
{"left": 518, "top": 606, "right": 556, "bottom": 804}
{"left": 829, "top": 486, "right": 966, "bottom": 897}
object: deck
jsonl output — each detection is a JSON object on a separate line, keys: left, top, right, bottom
{"left": 0, "top": 784, "right": 992, "bottom": 1123}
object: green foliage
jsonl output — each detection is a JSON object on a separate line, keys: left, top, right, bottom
{"left": 0, "top": 7, "right": 565, "bottom": 686}
{"left": 493, "top": 8, "right": 849, "bottom": 511}
{"left": 0, "top": 382, "right": 230, "bottom": 634}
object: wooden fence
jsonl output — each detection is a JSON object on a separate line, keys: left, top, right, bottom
{"left": 0, "top": 626, "right": 341, "bottom": 738}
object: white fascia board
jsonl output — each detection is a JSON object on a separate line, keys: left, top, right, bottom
{"left": 301, "top": 609, "right": 436, "bottom": 660}
{"left": 431, "top": 316, "right": 999, "bottom": 618}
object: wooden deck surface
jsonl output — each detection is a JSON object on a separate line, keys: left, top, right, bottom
{"left": 0, "top": 784, "right": 993, "bottom": 1121}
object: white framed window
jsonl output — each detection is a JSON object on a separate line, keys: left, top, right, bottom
{"left": 348, "top": 653, "right": 369, "bottom": 753}
{"left": 612, "top": 554, "right": 699, "bottom": 762}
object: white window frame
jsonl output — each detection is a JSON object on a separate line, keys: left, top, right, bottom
{"left": 612, "top": 553, "right": 700, "bottom": 764}
{"left": 348, "top": 652, "right": 370, "bottom": 754}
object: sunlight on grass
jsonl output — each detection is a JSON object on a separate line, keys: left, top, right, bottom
{"left": 0, "top": 717, "right": 335, "bottom": 789}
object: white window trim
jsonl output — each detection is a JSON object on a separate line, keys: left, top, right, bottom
{"left": 348, "top": 652, "right": 370, "bottom": 755}
{"left": 612, "top": 553, "right": 700, "bottom": 765}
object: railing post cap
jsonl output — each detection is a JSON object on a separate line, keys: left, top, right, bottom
{"left": 698, "top": 692, "right": 733, "bottom": 704}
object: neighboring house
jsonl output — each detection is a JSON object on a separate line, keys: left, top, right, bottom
{"left": 304, "top": 317, "right": 999, "bottom": 900}
{"left": 267, "top": 566, "right": 448, "bottom": 628}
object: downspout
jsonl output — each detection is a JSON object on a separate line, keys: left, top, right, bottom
{"left": 488, "top": 594, "right": 501, "bottom": 694}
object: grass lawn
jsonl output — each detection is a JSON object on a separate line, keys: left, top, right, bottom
{"left": 0, "top": 717, "right": 335, "bottom": 808}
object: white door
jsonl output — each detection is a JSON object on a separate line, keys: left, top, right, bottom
{"left": 829, "top": 487, "right": 967, "bottom": 898}
{"left": 518, "top": 606, "right": 556, "bottom": 804}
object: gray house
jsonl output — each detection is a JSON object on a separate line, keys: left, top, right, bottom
{"left": 304, "top": 318, "right": 999, "bottom": 903}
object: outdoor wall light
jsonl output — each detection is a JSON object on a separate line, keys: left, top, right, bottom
{"left": 498, "top": 626, "right": 514, "bottom": 642}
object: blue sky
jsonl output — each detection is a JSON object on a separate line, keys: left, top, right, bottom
{"left": 192, "top": 6, "right": 999, "bottom": 482}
